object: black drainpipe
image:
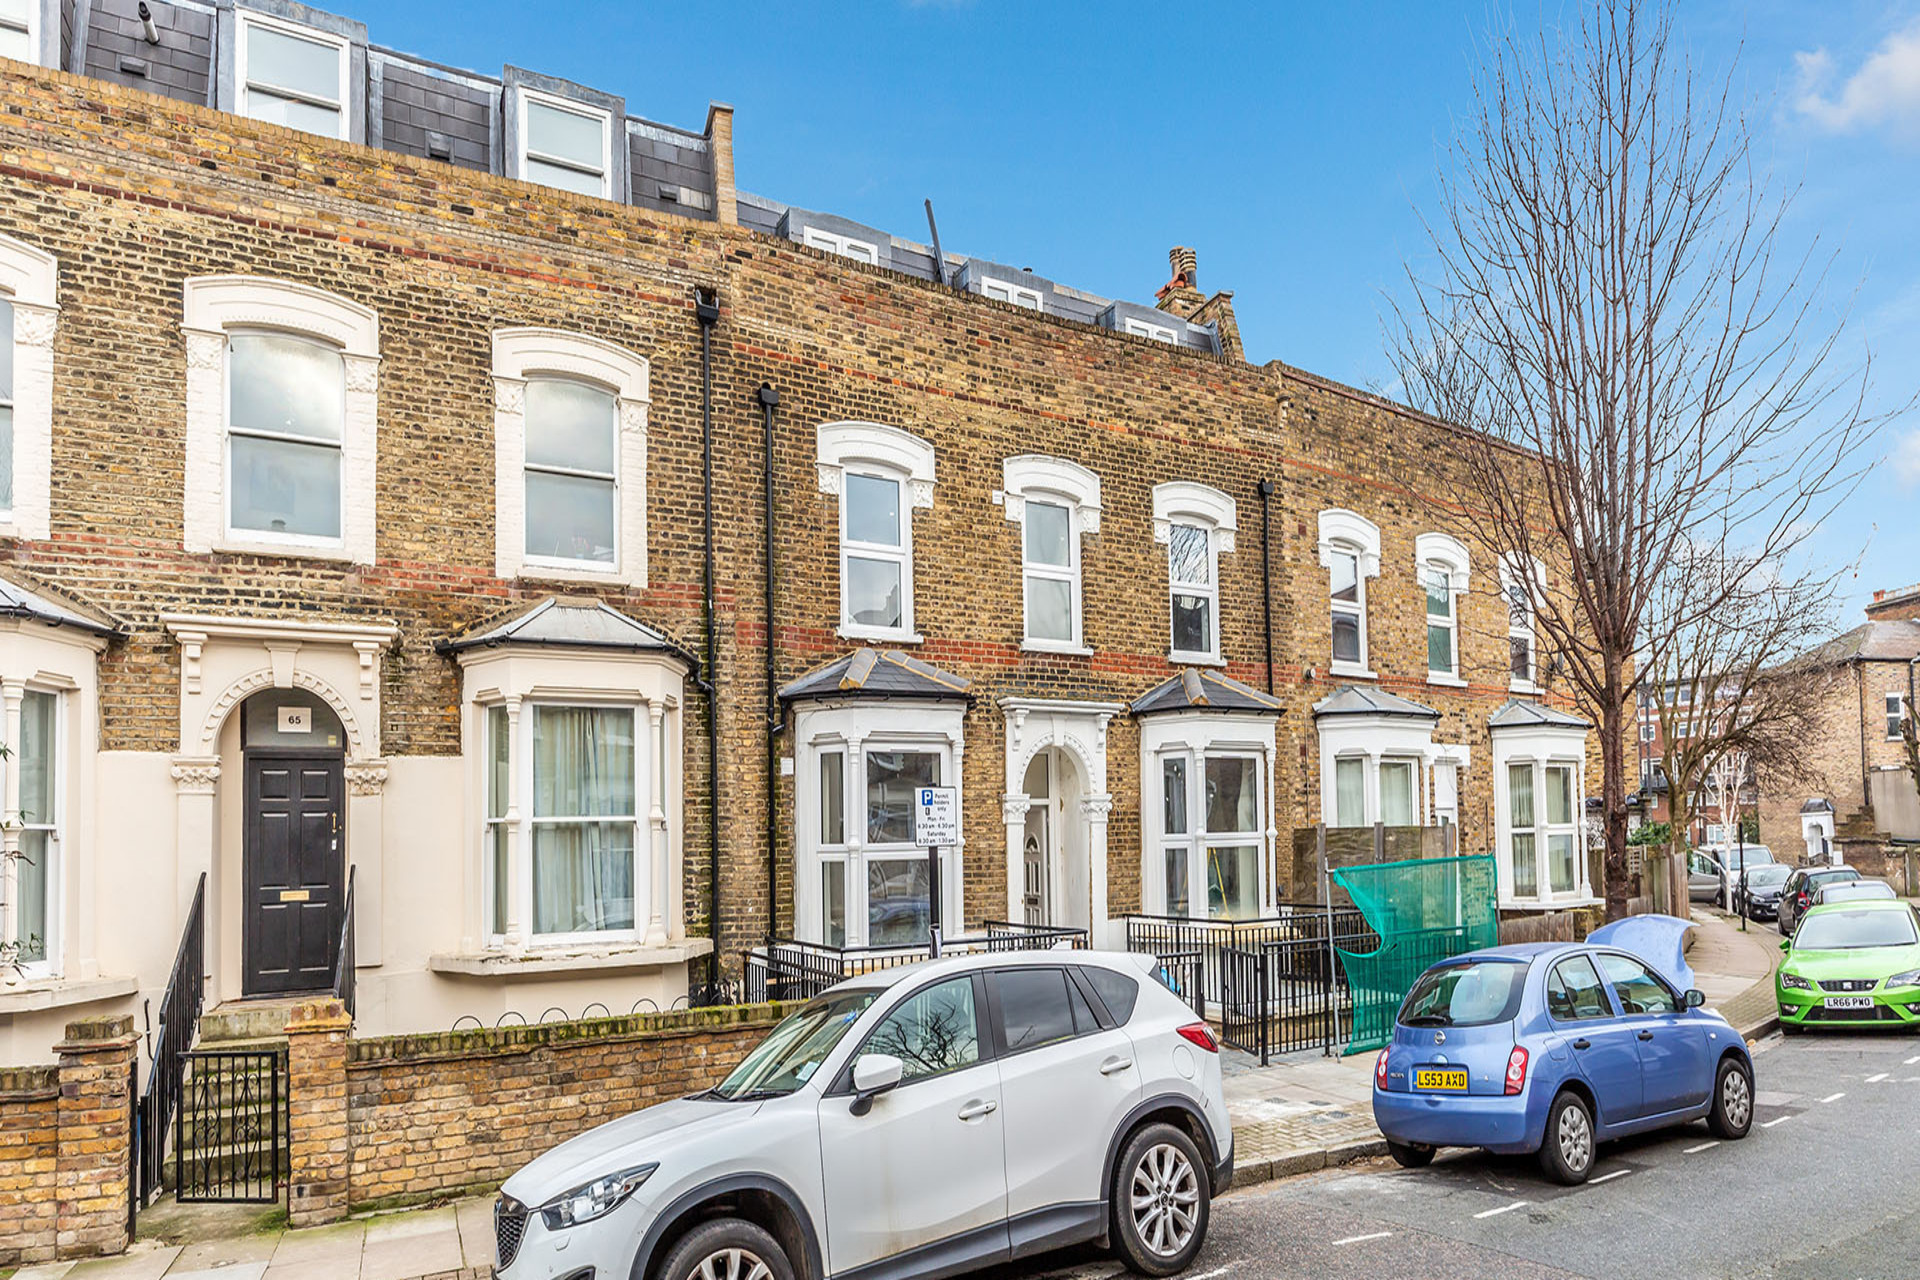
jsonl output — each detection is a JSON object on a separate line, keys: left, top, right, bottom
{"left": 696, "top": 287, "right": 722, "bottom": 992}
{"left": 759, "top": 383, "right": 782, "bottom": 943}
{"left": 1257, "top": 478, "right": 1276, "bottom": 695}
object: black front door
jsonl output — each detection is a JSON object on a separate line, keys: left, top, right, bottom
{"left": 243, "top": 752, "right": 345, "bottom": 996}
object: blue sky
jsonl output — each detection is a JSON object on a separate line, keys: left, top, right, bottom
{"left": 379, "top": 1, "right": 1920, "bottom": 617}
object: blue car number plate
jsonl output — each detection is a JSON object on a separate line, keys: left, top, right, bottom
{"left": 1415, "top": 1067, "right": 1468, "bottom": 1091}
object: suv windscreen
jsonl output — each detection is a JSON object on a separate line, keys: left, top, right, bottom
{"left": 711, "top": 988, "right": 880, "bottom": 1099}
{"left": 1398, "top": 959, "right": 1529, "bottom": 1027}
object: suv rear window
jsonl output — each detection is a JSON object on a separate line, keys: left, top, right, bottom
{"left": 1083, "top": 966, "right": 1141, "bottom": 1024}
{"left": 1399, "top": 959, "right": 1529, "bottom": 1028}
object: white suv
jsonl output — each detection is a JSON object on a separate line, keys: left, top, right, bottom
{"left": 493, "top": 950, "right": 1232, "bottom": 1280}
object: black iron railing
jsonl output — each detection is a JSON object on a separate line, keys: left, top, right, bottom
{"left": 331, "top": 866, "right": 356, "bottom": 1023}
{"left": 1152, "top": 947, "right": 1206, "bottom": 1020}
{"left": 743, "top": 921, "right": 1088, "bottom": 1003}
{"left": 136, "top": 873, "right": 205, "bottom": 1207}
{"left": 1220, "top": 936, "right": 1348, "bottom": 1063}
{"left": 1121, "top": 909, "right": 1377, "bottom": 1008}
{"left": 174, "top": 1048, "right": 284, "bottom": 1204}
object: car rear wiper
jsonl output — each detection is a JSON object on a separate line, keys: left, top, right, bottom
{"left": 1401, "top": 1014, "right": 1453, "bottom": 1027}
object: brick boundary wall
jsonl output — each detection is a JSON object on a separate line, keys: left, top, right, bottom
{"left": 286, "top": 998, "right": 789, "bottom": 1221}
{"left": 0, "top": 1016, "right": 137, "bottom": 1267}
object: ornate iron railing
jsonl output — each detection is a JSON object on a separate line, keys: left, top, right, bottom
{"left": 136, "top": 873, "right": 205, "bottom": 1207}
{"left": 174, "top": 1048, "right": 284, "bottom": 1203}
{"left": 331, "top": 866, "right": 356, "bottom": 1023}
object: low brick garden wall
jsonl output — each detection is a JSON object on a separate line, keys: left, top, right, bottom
{"left": 0, "top": 1017, "right": 137, "bottom": 1267}
{"left": 286, "top": 999, "right": 789, "bottom": 1223}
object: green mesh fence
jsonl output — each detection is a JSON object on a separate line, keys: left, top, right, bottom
{"left": 1331, "top": 854, "right": 1499, "bottom": 1054}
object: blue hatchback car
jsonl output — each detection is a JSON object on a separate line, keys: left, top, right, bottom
{"left": 1371, "top": 928, "right": 1754, "bottom": 1184}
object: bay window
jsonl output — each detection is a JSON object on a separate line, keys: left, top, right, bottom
{"left": 1379, "top": 758, "right": 1418, "bottom": 826}
{"left": 227, "top": 331, "right": 345, "bottom": 542}
{"left": 237, "top": 11, "right": 350, "bottom": 140}
{"left": 1333, "top": 756, "right": 1365, "bottom": 828}
{"left": 524, "top": 377, "right": 618, "bottom": 566}
{"left": 1495, "top": 737, "right": 1591, "bottom": 905}
{"left": 9, "top": 688, "right": 57, "bottom": 967}
{"left": 1153, "top": 746, "right": 1269, "bottom": 921}
{"left": 863, "top": 748, "right": 940, "bottom": 946}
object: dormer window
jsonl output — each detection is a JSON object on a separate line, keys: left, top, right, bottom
{"left": 801, "top": 227, "right": 881, "bottom": 265}
{"left": 0, "top": 0, "right": 35, "bottom": 63}
{"left": 520, "top": 91, "right": 613, "bottom": 198}
{"left": 237, "top": 11, "right": 350, "bottom": 140}
{"left": 1125, "top": 317, "right": 1178, "bottom": 344}
{"left": 982, "top": 279, "right": 1043, "bottom": 310}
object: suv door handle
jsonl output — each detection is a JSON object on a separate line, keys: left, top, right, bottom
{"left": 1100, "top": 1056, "right": 1134, "bottom": 1076}
{"left": 1572, "top": 1038, "right": 1591, "bottom": 1050}
{"left": 1637, "top": 1030, "right": 1654, "bottom": 1042}
{"left": 957, "top": 1099, "right": 998, "bottom": 1121}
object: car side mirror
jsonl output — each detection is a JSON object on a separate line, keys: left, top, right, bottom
{"left": 1685, "top": 989, "right": 1706, "bottom": 1009}
{"left": 848, "top": 1053, "right": 904, "bottom": 1117}
{"left": 1779, "top": 938, "right": 1791, "bottom": 953}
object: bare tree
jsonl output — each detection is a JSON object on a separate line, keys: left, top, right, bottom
{"left": 1388, "top": 0, "right": 1885, "bottom": 917}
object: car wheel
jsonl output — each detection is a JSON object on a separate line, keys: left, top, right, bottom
{"left": 1537, "top": 1091, "right": 1595, "bottom": 1186}
{"left": 656, "top": 1217, "right": 794, "bottom": 1280}
{"left": 1111, "top": 1122, "right": 1210, "bottom": 1277}
{"left": 1386, "top": 1140, "right": 1435, "bottom": 1169}
{"left": 1707, "top": 1057, "right": 1754, "bottom": 1139}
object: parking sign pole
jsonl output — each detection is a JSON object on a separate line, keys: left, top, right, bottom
{"left": 927, "top": 842, "right": 943, "bottom": 958}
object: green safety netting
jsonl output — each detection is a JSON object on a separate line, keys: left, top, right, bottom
{"left": 1332, "top": 854, "right": 1499, "bottom": 1054}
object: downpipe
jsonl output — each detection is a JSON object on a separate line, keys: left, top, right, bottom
{"left": 759, "top": 384, "right": 782, "bottom": 944}
{"left": 696, "top": 287, "right": 723, "bottom": 998}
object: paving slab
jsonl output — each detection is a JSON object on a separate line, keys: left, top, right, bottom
{"left": 165, "top": 1266, "right": 268, "bottom": 1280}
{"left": 63, "top": 1247, "right": 182, "bottom": 1279}
{"left": 11, "top": 1264, "right": 77, "bottom": 1280}
{"left": 166, "top": 1231, "right": 279, "bottom": 1274}
{"left": 450, "top": 1197, "right": 494, "bottom": 1270}
{"left": 358, "top": 1208, "right": 463, "bottom": 1280}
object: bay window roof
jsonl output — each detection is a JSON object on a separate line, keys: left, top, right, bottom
{"left": 779, "top": 649, "right": 972, "bottom": 705}
{"left": 1311, "top": 684, "right": 1439, "bottom": 721}
{"left": 0, "top": 569, "right": 120, "bottom": 637}
{"left": 1131, "top": 668, "right": 1282, "bottom": 717}
{"left": 1488, "top": 699, "right": 1590, "bottom": 731}
{"left": 435, "top": 596, "right": 691, "bottom": 665}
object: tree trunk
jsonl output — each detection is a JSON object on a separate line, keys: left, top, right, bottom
{"left": 1667, "top": 790, "right": 1694, "bottom": 919}
{"left": 1601, "top": 693, "right": 1630, "bottom": 921}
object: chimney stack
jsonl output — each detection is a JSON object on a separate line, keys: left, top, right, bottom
{"left": 705, "top": 102, "right": 738, "bottom": 227}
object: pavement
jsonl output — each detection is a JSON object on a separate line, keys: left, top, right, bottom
{"left": 6, "top": 909, "right": 1780, "bottom": 1280}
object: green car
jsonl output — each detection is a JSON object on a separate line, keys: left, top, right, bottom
{"left": 1777, "top": 899, "right": 1920, "bottom": 1032}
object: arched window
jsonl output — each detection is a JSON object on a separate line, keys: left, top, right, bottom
{"left": 1317, "top": 509, "right": 1381, "bottom": 678}
{"left": 1153, "top": 482, "right": 1237, "bottom": 664}
{"left": 817, "top": 422, "right": 937, "bottom": 642}
{"left": 1002, "top": 456, "right": 1102, "bottom": 652}
{"left": 1415, "top": 532, "right": 1472, "bottom": 685}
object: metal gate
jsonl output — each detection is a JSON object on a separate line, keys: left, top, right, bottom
{"left": 174, "top": 1048, "right": 285, "bottom": 1203}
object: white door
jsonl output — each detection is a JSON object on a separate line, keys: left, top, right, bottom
{"left": 817, "top": 975, "right": 1009, "bottom": 1272}
{"left": 987, "top": 966, "right": 1143, "bottom": 1220}
{"left": 1023, "top": 821, "right": 1049, "bottom": 925}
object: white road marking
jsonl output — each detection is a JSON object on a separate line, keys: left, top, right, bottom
{"left": 1332, "top": 1232, "right": 1394, "bottom": 1246}
{"left": 1684, "top": 1141, "right": 1720, "bottom": 1153}
{"left": 1820, "top": 1092, "right": 1846, "bottom": 1103}
{"left": 1185, "top": 1267, "right": 1239, "bottom": 1280}
{"left": 1474, "top": 1201, "right": 1530, "bottom": 1219}
{"left": 1904, "top": 1055, "right": 1920, "bottom": 1065}
{"left": 1867, "top": 1073, "right": 1890, "bottom": 1083}
{"left": 1762, "top": 1116, "right": 1792, "bottom": 1128}
{"left": 1589, "top": 1169, "right": 1631, "bottom": 1184}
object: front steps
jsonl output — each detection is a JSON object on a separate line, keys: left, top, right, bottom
{"left": 159, "top": 999, "right": 298, "bottom": 1198}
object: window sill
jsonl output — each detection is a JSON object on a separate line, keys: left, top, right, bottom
{"left": 838, "top": 624, "right": 924, "bottom": 646}
{"left": 1426, "top": 673, "right": 1468, "bottom": 689}
{"left": 428, "top": 938, "right": 715, "bottom": 979}
{"left": 1023, "top": 640, "right": 1094, "bottom": 657}
{"left": 1329, "top": 662, "right": 1377, "bottom": 681}
{"left": 1497, "top": 896, "right": 1602, "bottom": 913}
{"left": 215, "top": 534, "right": 362, "bottom": 564}
{"left": 515, "top": 557, "right": 638, "bottom": 587}
{"left": 0, "top": 974, "right": 139, "bottom": 1016}
{"left": 1510, "top": 679, "right": 1541, "bottom": 696}
{"left": 1167, "top": 651, "right": 1225, "bottom": 668}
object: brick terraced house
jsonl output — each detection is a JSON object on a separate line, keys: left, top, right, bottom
{"left": 0, "top": 0, "right": 1598, "bottom": 1063}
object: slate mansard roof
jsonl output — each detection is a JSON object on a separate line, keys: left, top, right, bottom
{"left": 49, "top": 0, "right": 1222, "bottom": 355}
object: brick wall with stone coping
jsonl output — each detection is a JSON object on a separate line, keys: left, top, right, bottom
{"left": 287, "top": 998, "right": 789, "bottom": 1217}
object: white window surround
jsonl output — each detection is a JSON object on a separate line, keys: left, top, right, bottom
{"left": 1491, "top": 722, "right": 1595, "bottom": 908}
{"left": 453, "top": 644, "right": 688, "bottom": 959}
{"left": 1153, "top": 482, "right": 1236, "bottom": 665}
{"left": 1415, "top": 531, "right": 1471, "bottom": 688}
{"left": 0, "top": 233, "right": 57, "bottom": 542}
{"left": 1887, "top": 693, "right": 1908, "bottom": 742}
{"left": 1125, "top": 316, "right": 1178, "bottom": 344}
{"left": 1138, "top": 712, "right": 1278, "bottom": 920}
{"left": 1318, "top": 509, "right": 1381, "bottom": 679}
{"left": 0, "top": 0, "right": 50, "bottom": 68}
{"left": 792, "top": 700, "right": 965, "bottom": 949}
{"left": 1502, "top": 554, "right": 1546, "bottom": 694}
{"left": 999, "top": 456, "right": 1101, "bottom": 654}
{"left": 1316, "top": 712, "right": 1468, "bottom": 829}
{"left": 181, "top": 276, "right": 379, "bottom": 563}
{"left": 801, "top": 227, "right": 882, "bottom": 264}
{"left": 492, "top": 328, "right": 650, "bottom": 585}
{"left": 235, "top": 10, "right": 352, "bottom": 142}
{"left": 981, "top": 278, "right": 1043, "bottom": 310}
{"left": 818, "top": 421, "right": 936, "bottom": 643}
{"left": 516, "top": 87, "right": 614, "bottom": 199}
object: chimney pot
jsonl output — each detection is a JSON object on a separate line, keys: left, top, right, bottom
{"left": 1168, "top": 246, "right": 1198, "bottom": 288}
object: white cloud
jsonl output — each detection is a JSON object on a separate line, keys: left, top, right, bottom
{"left": 1795, "top": 20, "right": 1920, "bottom": 137}
{"left": 1893, "top": 428, "right": 1920, "bottom": 490}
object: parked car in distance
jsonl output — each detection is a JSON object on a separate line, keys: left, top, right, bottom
{"left": 1372, "top": 939, "right": 1753, "bottom": 1186}
{"left": 492, "top": 951, "right": 1232, "bottom": 1280}
{"left": 1776, "top": 900, "right": 1920, "bottom": 1033}
{"left": 1779, "top": 866, "right": 1862, "bottom": 935}
{"left": 1813, "top": 880, "right": 1898, "bottom": 908}
{"left": 1735, "top": 864, "right": 1794, "bottom": 922}
{"left": 1689, "top": 846, "right": 1775, "bottom": 908}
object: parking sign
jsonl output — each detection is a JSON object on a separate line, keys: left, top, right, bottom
{"left": 914, "top": 786, "right": 959, "bottom": 847}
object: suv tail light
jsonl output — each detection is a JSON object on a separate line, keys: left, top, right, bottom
{"left": 1375, "top": 1049, "right": 1390, "bottom": 1089}
{"left": 1505, "top": 1045, "right": 1530, "bottom": 1096}
{"left": 1177, "top": 1023, "right": 1219, "bottom": 1053}
{"left": 1797, "top": 892, "right": 1810, "bottom": 908}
